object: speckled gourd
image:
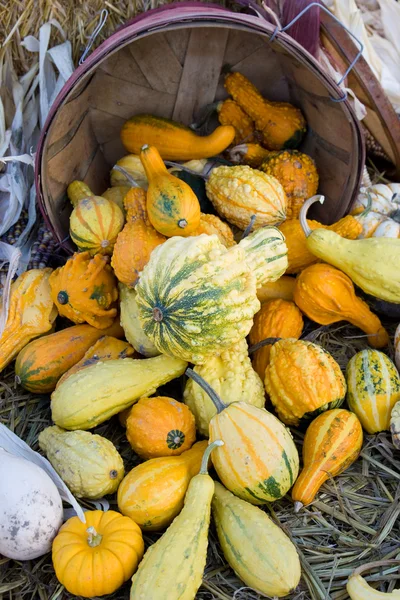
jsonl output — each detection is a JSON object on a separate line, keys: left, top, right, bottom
{"left": 39, "top": 426, "right": 124, "bottom": 499}
{"left": 184, "top": 338, "right": 265, "bottom": 436}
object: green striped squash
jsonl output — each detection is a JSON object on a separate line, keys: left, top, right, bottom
{"left": 346, "top": 349, "right": 400, "bottom": 434}
{"left": 210, "top": 402, "right": 299, "bottom": 504}
{"left": 238, "top": 226, "right": 288, "bottom": 287}
{"left": 135, "top": 234, "right": 260, "bottom": 364}
{"left": 212, "top": 482, "right": 301, "bottom": 597}
{"left": 70, "top": 196, "right": 124, "bottom": 256}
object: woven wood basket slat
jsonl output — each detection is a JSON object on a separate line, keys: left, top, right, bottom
{"left": 35, "top": 3, "right": 365, "bottom": 253}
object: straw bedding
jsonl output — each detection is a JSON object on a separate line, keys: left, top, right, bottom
{"left": 1, "top": 1, "right": 400, "bottom": 599}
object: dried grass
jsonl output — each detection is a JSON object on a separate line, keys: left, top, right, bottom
{"left": 1, "top": 320, "right": 400, "bottom": 600}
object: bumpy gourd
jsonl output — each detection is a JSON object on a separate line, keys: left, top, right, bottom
{"left": 49, "top": 252, "right": 118, "bottom": 329}
{"left": 117, "top": 440, "right": 207, "bottom": 530}
{"left": 264, "top": 339, "right": 346, "bottom": 426}
{"left": 101, "top": 185, "right": 130, "bottom": 213}
{"left": 351, "top": 182, "right": 400, "bottom": 239}
{"left": 279, "top": 216, "right": 363, "bottom": 274}
{"left": 256, "top": 275, "right": 296, "bottom": 303}
{"left": 238, "top": 226, "right": 288, "bottom": 286}
{"left": 51, "top": 354, "right": 188, "bottom": 430}
{"left": 52, "top": 510, "right": 144, "bottom": 598}
{"left": 140, "top": 144, "right": 201, "bottom": 236}
{"left": 111, "top": 185, "right": 166, "bottom": 287}
{"left": 126, "top": 397, "right": 196, "bottom": 459}
{"left": 206, "top": 164, "right": 287, "bottom": 230}
{"left": 15, "top": 320, "right": 124, "bottom": 393}
{"left": 291, "top": 409, "right": 363, "bottom": 510}
{"left": 217, "top": 99, "right": 256, "bottom": 145}
{"left": 187, "top": 369, "right": 299, "bottom": 504}
{"left": 56, "top": 335, "right": 134, "bottom": 387}
{"left": 135, "top": 234, "right": 259, "bottom": 363}
{"left": 119, "top": 283, "right": 160, "bottom": 357}
{"left": 129, "top": 441, "right": 222, "bottom": 599}
{"left": 260, "top": 150, "right": 319, "bottom": 218}
{"left": 110, "top": 154, "right": 148, "bottom": 189}
{"left": 346, "top": 349, "right": 400, "bottom": 434}
{"left": 39, "top": 426, "right": 124, "bottom": 499}
{"left": 225, "top": 71, "right": 306, "bottom": 150}
{"left": 188, "top": 213, "right": 235, "bottom": 247}
{"left": 300, "top": 195, "right": 400, "bottom": 303}
{"left": 121, "top": 114, "right": 235, "bottom": 159}
{"left": 183, "top": 338, "right": 265, "bottom": 436}
{"left": 212, "top": 482, "right": 301, "bottom": 597}
{"left": 249, "top": 299, "right": 303, "bottom": 380}
{"left": 294, "top": 263, "right": 389, "bottom": 348}
{"left": 68, "top": 183, "right": 124, "bottom": 256}
{"left": 0, "top": 269, "right": 57, "bottom": 373}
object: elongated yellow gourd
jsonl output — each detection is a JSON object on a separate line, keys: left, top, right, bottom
{"left": 51, "top": 355, "right": 187, "bottom": 430}
{"left": 347, "top": 561, "right": 400, "bottom": 600}
{"left": 299, "top": 196, "right": 400, "bottom": 303}
{"left": 130, "top": 441, "right": 223, "bottom": 600}
{"left": 212, "top": 482, "right": 301, "bottom": 597}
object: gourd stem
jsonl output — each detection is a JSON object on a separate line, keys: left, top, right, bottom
{"left": 248, "top": 337, "right": 282, "bottom": 355}
{"left": 86, "top": 526, "right": 103, "bottom": 547}
{"left": 241, "top": 215, "right": 257, "bottom": 239}
{"left": 112, "top": 165, "right": 141, "bottom": 188}
{"left": 200, "top": 440, "right": 224, "bottom": 474}
{"left": 164, "top": 161, "right": 209, "bottom": 181}
{"left": 293, "top": 501, "right": 303, "bottom": 513}
{"left": 185, "top": 368, "right": 226, "bottom": 413}
{"left": 190, "top": 101, "right": 220, "bottom": 131}
{"left": 299, "top": 195, "right": 325, "bottom": 237}
{"left": 351, "top": 560, "right": 400, "bottom": 579}
{"left": 359, "top": 191, "right": 372, "bottom": 217}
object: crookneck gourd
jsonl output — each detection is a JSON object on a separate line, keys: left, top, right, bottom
{"left": 0, "top": 269, "right": 57, "bottom": 373}
{"left": 347, "top": 561, "right": 400, "bottom": 600}
{"left": 279, "top": 215, "right": 363, "bottom": 274}
{"left": 300, "top": 195, "right": 400, "bottom": 303}
{"left": 212, "top": 482, "right": 301, "bottom": 597}
{"left": 249, "top": 299, "right": 304, "bottom": 380}
{"left": 217, "top": 98, "right": 256, "bottom": 145}
{"left": 294, "top": 263, "right": 389, "bottom": 348}
{"left": 15, "top": 320, "right": 124, "bottom": 393}
{"left": 183, "top": 338, "right": 265, "bottom": 437}
{"left": 205, "top": 164, "right": 287, "bottom": 230}
{"left": 140, "top": 144, "right": 201, "bottom": 237}
{"left": 39, "top": 426, "right": 124, "bottom": 499}
{"left": 121, "top": 113, "right": 235, "bottom": 160}
{"left": 129, "top": 441, "right": 222, "bottom": 600}
{"left": 56, "top": 335, "right": 135, "bottom": 387}
{"left": 111, "top": 182, "right": 166, "bottom": 287}
{"left": 126, "top": 396, "right": 196, "bottom": 459}
{"left": 264, "top": 338, "right": 346, "bottom": 426}
{"left": 51, "top": 354, "right": 188, "bottom": 430}
{"left": 68, "top": 182, "right": 124, "bottom": 255}
{"left": 117, "top": 440, "right": 207, "bottom": 531}
{"left": 346, "top": 349, "right": 400, "bottom": 434}
{"left": 256, "top": 275, "right": 297, "bottom": 303}
{"left": 135, "top": 230, "right": 286, "bottom": 363}
{"left": 225, "top": 71, "right": 306, "bottom": 150}
{"left": 186, "top": 369, "right": 299, "bottom": 504}
{"left": 52, "top": 510, "right": 144, "bottom": 598}
{"left": 119, "top": 283, "right": 160, "bottom": 357}
{"left": 291, "top": 409, "right": 363, "bottom": 510}
{"left": 49, "top": 252, "right": 118, "bottom": 329}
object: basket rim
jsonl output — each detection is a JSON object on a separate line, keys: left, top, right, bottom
{"left": 35, "top": 1, "right": 365, "bottom": 246}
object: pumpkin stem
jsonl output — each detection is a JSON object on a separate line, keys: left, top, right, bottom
{"left": 299, "top": 195, "right": 325, "bottom": 237}
{"left": 111, "top": 165, "right": 141, "bottom": 188}
{"left": 248, "top": 337, "right": 282, "bottom": 355}
{"left": 86, "top": 526, "right": 103, "bottom": 547}
{"left": 186, "top": 368, "right": 226, "bottom": 413}
{"left": 350, "top": 560, "right": 400, "bottom": 579}
{"left": 199, "top": 439, "right": 224, "bottom": 474}
{"left": 241, "top": 215, "right": 257, "bottom": 239}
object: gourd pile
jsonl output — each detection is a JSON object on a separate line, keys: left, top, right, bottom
{"left": 2, "top": 71, "right": 400, "bottom": 600}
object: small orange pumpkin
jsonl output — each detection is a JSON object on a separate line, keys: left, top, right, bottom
{"left": 249, "top": 299, "right": 303, "bottom": 380}
{"left": 126, "top": 396, "right": 196, "bottom": 459}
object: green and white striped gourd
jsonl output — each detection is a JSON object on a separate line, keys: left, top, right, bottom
{"left": 346, "top": 349, "right": 400, "bottom": 434}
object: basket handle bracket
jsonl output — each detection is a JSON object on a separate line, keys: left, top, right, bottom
{"left": 79, "top": 9, "right": 109, "bottom": 66}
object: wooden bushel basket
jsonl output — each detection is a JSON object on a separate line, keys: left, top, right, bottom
{"left": 35, "top": 2, "right": 365, "bottom": 253}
